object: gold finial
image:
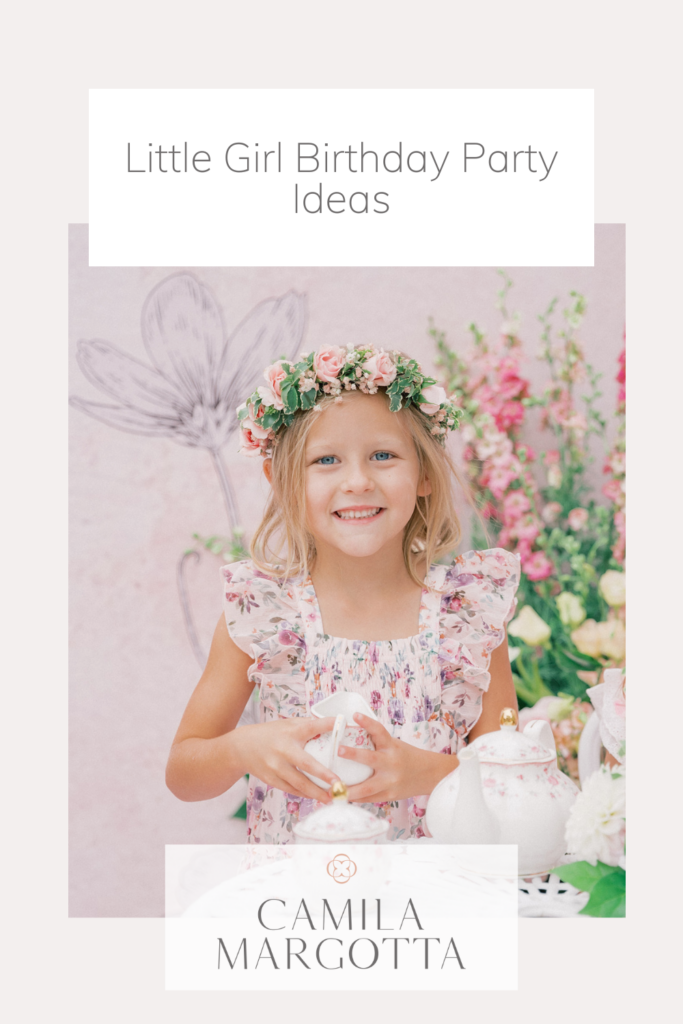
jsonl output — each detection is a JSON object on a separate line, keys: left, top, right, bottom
{"left": 500, "top": 707, "right": 518, "bottom": 728}
{"left": 330, "top": 780, "right": 348, "bottom": 800}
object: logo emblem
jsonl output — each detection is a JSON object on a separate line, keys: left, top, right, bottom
{"left": 326, "top": 853, "right": 357, "bottom": 884}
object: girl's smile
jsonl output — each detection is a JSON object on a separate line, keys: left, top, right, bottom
{"left": 333, "top": 505, "right": 385, "bottom": 522}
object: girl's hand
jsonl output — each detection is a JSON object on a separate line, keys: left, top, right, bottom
{"left": 340, "top": 713, "right": 456, "bottom": 803}
{"left": 232, "top": 716, "right": 340, "bottom": 803}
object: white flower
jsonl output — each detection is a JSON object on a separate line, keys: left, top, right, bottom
{"left": 565, "top": 765, "right": 625, "bottom": 866}
{"left": 556, "top": 592, "right": 586, "bottom": 629}
{"left": 507, "top": 605, "right": 551, "bottom": 646}
{"left": 599, "top": 570, "right": 626, "bottom": 608}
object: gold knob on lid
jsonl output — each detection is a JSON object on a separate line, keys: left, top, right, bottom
{"left": 500, "top": 707, "right": 518, "bottom": 728}
{"left": 330, "top": 780, "right": 348, "bottom": 800}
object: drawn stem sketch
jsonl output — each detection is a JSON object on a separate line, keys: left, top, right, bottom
{"left": 71, "top": 273, "right": 306, "bottom": 667}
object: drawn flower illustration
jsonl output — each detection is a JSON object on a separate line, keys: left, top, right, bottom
{"left": 70, "top": 273, "right": 305, "bottom": 526}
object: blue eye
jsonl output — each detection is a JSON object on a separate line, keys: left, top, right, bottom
{"left": 317, "top": 455, "right": 338, "bottom": 465}
{"left": 371, "top": 451, "right": 393, "bottom": 462}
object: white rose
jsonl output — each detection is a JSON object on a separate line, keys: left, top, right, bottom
{"left": 571, "top": 618, "right": 625, "bottom": 661}
{"left": 556, "top": 592, "right": 586, "bottom": 629}
{"left": 597, "top": 620, "right": 625, "bottom": 661}
{"left": 565, "top": 765, "right": 625, "bottom": 867}
{"left": 571, "top": 619, "right": 603, "bottom": 658}
{"left": 507, "top": 605, "right": 551, "bottom": 647}
{"left": 599, "top": 570, "right": 626, "bottom": 608}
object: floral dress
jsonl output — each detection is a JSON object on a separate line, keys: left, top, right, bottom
{"left": 222, "top": 547, "right": 520, "bottom": 844}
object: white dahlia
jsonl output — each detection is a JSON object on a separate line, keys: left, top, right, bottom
{"left": 565, "top": 765, "right": 626, "bottom": 867}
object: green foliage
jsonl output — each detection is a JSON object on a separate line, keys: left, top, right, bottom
{"left": 553, "top": 862, "right": 626, "bottom": 917}
{"left": 192, "top": 528, "right": 249, "bottom": 564}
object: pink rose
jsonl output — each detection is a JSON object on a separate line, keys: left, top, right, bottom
{"left": 545, "top": 449, "right": 561, "bottom": 465}
{"left": 243, "top": 416, "right": 270, "bottom": 440}
{"left": 567, "top": 507, "right": 589, "bottom": 531}
{"left": 363, "top": 350, "right": 397, "bottom": 387}
{"left": 287, "top": 801, "right": 299, "bottom": 814}
{"left": 313, "top": 345, "right": 346, "bottom": 383}
{"left": 240, "top": 417, "right": 271, "bottom": 457}
{"left": 257, "top": 361, "right": 288, "bottom": 410}
{"left": 419, "top": 385, "right": 447, "bottom": 415}
{"left": 502, "top": 491, "right": 531, "bottom": 523}
{"left": 522, "top": 550, "right": 554, "bottom": 581}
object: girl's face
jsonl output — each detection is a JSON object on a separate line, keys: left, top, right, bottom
{"left": 304, "top": 392, "right": 430, "bottom": 561}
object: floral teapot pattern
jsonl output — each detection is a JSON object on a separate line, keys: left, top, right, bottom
{"left": 426, "top": 708, "right": 579, "bottom": 876}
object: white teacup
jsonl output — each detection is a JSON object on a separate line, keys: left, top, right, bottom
{"left": 301, "top": 693, "right": 377, "bottom": 789}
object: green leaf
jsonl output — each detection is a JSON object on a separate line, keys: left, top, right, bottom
{"left": 261, "top": 410, "right": 283, "bottom": 430}
{"left": 300, "top": 387, "right": 318, "bottom": 410}
{"left": 281, "top": 384, "right": 299, "bottom": 414}
{"left": 579, "top": 870, "right": 626, "bottom": 917}
{"left": 552, "top": 860, "right": 616, "bottom": 894}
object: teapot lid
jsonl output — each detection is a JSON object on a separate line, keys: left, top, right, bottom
{"left": 293, "top": 782, "right": 389, "bottom": 842}
{"left": 468, "top": 708, "right": 555, "bottom": 765}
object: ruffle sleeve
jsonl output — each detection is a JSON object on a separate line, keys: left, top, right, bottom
{"left": 221, "top": 560, "right": 308, "bottom": 721}
{"left": 436, "top": 547, "right": 520, "bottom": 744}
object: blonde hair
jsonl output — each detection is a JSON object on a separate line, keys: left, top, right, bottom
{"left": 251, "top": 392, "right": 466, "bottom": 586}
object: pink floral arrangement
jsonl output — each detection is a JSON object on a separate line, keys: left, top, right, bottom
{"left": 433, "top": 274, "right": 625, "bottom": 715}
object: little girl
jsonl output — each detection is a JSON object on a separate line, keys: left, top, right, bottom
{"left": 166, "top": 344, "right": 520, "bottom": 843}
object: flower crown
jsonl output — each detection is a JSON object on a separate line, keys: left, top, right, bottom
{"left": 237, "top": 344, "right": 462, "bottom": 457}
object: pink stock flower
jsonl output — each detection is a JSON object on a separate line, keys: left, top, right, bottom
{"left": 542, "top": 501, "right": 562, "bottom": 525}
{"left": 544, "top": 449, "right": 561, "bottom": 465}
{"left": 503, "top": 491, "right": 531, "bottom": 522}
{"left": 516, "top": 518, "right": 541, "bottom": 543}
{"left": 523, "top": 550, "right": 554, "bottom": 581}
{"left": 604, "top": 451, "right": 625, "bottom": 476}
{"left": 603, "top": 479, "right": 623, "bottom": 503}
{"left": 485, "top": 465, "right": 518, "bottom": 499}
{"left": 567, "top": 507, "right": 589, "bottom": 531}
{"left": 420, "top": 384, "right": 448, "bottom": 415}
{"left": 313, "top": 345, "right": 346, "bottom": 383}
{"left": 617, "top": 348, "right": 625, "bottom": 409}
{"left": 496, "top": 401, "right": 525, "bottom": 431}
{"left": 516, "top": 443, "right": 536, "bottom": 463}
{"left": 363, "top": 350, "right": 397, "bottom": 387}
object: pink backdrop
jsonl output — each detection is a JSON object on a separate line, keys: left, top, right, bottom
{"left": 69, "top": 224, "right": 624, "bottom": 916}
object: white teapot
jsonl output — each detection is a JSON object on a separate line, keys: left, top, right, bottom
{"left": 426, "top": 708, "right": 579, "bottom": 876}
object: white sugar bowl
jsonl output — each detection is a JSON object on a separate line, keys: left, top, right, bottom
{"left": 301, "top": 692, "right": 376, "bottom": 789}
{"left": 293, "top": 782, "right": 389, "bottom": 845}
